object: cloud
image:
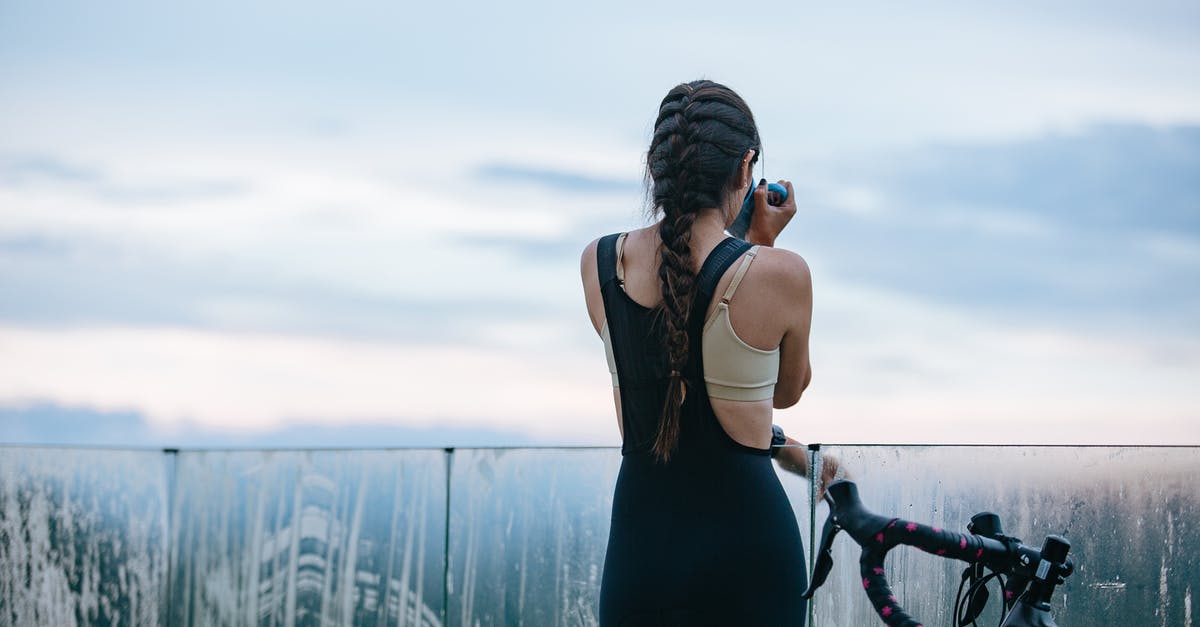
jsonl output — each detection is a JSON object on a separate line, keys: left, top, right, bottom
{"left": 453, "top": 234, "right": 587, "bottom": 263}
{"left": 1135, "top": 231, "right": 1200, "bottom": 265}
{"left": 870, "top": 124, "right": 1200, "bottom": 234}
{"left": 6, "top": 0, "right": 1199, "bottom": 164}
{"left": 0, "top": 155, "right": 101, "bottom": 184}
{"left": 0, "top": 234, "right": 74, "bottom": 255}
{"left": 3, "top": 123, "right": 1197, "bottom": 352}
{"left": 475, "top": 162, "right": 640, "bottom": 195}
{"left": 1, "top": 59, "right": 1196, "bottom": 448}
{"left": 0, "top": 324, "right": 616, "bottom": 442}
{"left": 0, "top": 152, "right": 251, "bottom": 206}
{"left": 0, "top": 401, "right": 548, "bottom": 448}
{"left": 0, "top": 145, "right": 639, "bottom": 343}
{"left": 0, "top": 241, "right": 579, "bottom": 344}
{"left": 2, "top": 302, "right": 1196, "bottom": 447}
{"left": 781, "top": 281, "right": 1200, "bottom": 445}
{"left": 93, "top": 179, "right": 250, "bottom": 205}
{"left": 785, "top": 124, "right": 1200, "bottom": 332}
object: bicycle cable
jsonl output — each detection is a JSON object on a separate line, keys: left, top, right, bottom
{"left": 953, "top": 566, "right": 1008, "bottom": 627}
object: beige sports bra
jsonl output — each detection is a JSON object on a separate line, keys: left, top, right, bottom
{"left": 600, "top": 233, "right": 780, "bottom": 402}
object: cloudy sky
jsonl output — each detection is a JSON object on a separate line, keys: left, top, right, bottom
{"left": 1, "top": 0, "right": 1197, "bottom": 447}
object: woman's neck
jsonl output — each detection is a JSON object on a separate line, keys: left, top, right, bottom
{"left": 684, "top": 206, "right": 734, "bottom": 243}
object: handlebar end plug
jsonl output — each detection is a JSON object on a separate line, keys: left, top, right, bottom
{"left": 968, "top": 512, "right": 1003, "bottom": 538}
{"left": 1042, "top": 535, "right": 1070, "bottom": 564}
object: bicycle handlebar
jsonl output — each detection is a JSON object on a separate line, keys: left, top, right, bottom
{"left": 803, "top": 481, "right": 1074, "bottom": 627}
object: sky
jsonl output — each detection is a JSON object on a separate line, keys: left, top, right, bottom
{"left": 1, "top": 0, "right": 1198, "bottom": 447}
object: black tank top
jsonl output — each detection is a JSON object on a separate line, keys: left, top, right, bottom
{"left": 596, "top": 233, "right": 808, "bottom": 626}
{"left": 598, "top": 233, "right": 772, "bottom": 457}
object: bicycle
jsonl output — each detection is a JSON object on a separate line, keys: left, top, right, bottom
{"left": 801, "top": 480, "right": 1075, "bottom": 627}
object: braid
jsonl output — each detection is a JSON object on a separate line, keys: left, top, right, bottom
{"left": 653, "top": 209, "right": 696, "bottom": 462}
{"left": 645, "top": 80, "right": 761, "bottom": 463}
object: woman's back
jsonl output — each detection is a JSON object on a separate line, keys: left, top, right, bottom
{"left": 583, "top": 226, "right": 812, "bottom": 451}
{"left": 582, "top": 79, "right": 813, "bottom": 626}
{"left": 588, "top": 230, "right": 809, "bottom": 626}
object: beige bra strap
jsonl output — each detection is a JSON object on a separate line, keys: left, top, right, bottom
{"left": 615, "top": 232, "right": 628, "bottom": 285}
{"left": 720, "top": 246, "right": 760, "bottom": 304}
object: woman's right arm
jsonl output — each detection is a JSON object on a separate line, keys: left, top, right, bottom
{"left": 744, "top": 180, "right": 813, "bottom": 408}
{"left": 771, "top": 250, "right": 813, "bottom": 409}
{"left": 580, "top": 238, "right": 605, "bottom": 335}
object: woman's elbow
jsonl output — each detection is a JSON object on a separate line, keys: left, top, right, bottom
{"left": 773, "top": 392, "right": 800, "bottom": 410}
{"left": 773, "top": 368, "right": 811, "bottom": 409}
{"left": 773, "top": 386, "right": 803, "bottom": 409}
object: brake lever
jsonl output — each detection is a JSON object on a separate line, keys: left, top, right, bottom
{"left": 802, "top": 482, "right": 901, "bottom": 600}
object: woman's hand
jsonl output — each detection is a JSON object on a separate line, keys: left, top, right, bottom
{"left": 746, "top": 179, "right": 797, "bottom": 247}
{"left": 816, "top": 453, "right": 850, "bottom": 503}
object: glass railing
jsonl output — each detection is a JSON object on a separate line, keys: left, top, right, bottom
{"left": 1, "top": 445, "right": 1196, "bottom": 626}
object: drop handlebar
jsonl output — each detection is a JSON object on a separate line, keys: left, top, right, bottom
{"left": 802, "top": 481, "right": 1074, "bottom": 627}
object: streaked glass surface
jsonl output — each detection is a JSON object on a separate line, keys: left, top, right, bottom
{"left": 445, "top": 447, "right": 813, "bottom": 626}
{"left": 445, "top": 448, "right": 621, "bottom": 626}
{"left": 168, "top": 449, "right": 446, "bottom": 627}
{"left": 808, "top": 446, "right": 1200, "bottom": 627}
{"left": 0, "top": 447, "right": 168, "bottom": 626}
{"left": 1, "top": 445, "right": 1197, "bottom": 626}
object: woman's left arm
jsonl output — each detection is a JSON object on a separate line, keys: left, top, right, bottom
{"left": 774, "top": 435, "right": 809, "bottom": 476}
{"left": 580, "top": 238, "right": 605, "bottom": 335}
{"left": 774, "top": 435, "right": 850, "bottom": 499}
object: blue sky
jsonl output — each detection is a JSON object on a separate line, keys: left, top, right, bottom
{"left": 1, "top": 0, "right": 1197, "bottom": 446}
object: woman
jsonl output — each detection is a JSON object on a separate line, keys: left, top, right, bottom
{"left": 580, "top": 80, "right": 837, "bottom": 626}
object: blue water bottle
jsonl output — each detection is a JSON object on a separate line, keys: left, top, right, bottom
{"left": 727, "top": 180, "right": 788, "bottom": 240}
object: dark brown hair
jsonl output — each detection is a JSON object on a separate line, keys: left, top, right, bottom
{"left": 646, "top": 80, "right": 761, "bottom": 462}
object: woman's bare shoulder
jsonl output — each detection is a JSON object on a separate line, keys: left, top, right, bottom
{"left": 752, "top": 246, "right": 812, "bottom": 293}
{"left": 581, "top": 227, "right": 657, "bottom": 268}
{"left": 580, "top": 237, "right": 601, "bottom": 276}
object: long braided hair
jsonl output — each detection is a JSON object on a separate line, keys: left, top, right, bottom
{"left": 646, "top": 80, "right": 761, "bottom": 463}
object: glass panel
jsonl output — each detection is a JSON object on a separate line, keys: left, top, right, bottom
{"left": 0, "top": 446, "right": 169, "bottom": 626}
{"left": 808, "top": 446, "right": 1200, "bottom": 627}
{"left": 446, "top": 448, "right": 621, "bottom": 626}
{"left": 773, "top": 444, "right": 816, "bottom": 575}
{"left": 168, "top": 449, "right": 446, "bottom": 627}
{"left": 8, "top": 444, "right": 1191, "bottom": 626}
{"left": 445, "top": 447, "right": 813, "bottom": 626}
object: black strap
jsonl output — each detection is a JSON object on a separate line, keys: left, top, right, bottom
{"left": 596, "top": 233, "right": 621, "bottom": 286}
{"left": 688, "top": 237, "right": 752, "bottom": 338}
{"left": 695, "top": 237, "right": 753, "bottom": 301}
